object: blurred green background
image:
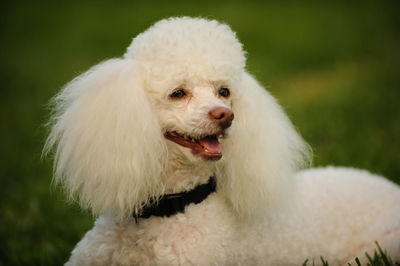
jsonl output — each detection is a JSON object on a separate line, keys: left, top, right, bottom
{"left": 1, "top": 1, "right": 399, "bottom": 265}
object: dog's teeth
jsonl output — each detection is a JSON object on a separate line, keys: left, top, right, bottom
{"left": 218, "top": 134, "right": 223, "bottom": 138}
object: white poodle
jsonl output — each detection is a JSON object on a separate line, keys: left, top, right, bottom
{"left": 44, "top": 17, "right": 400, "bottom": 265}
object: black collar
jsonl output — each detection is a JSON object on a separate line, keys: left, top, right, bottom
{"left": 133, "top": 176, "right": 216, "bottom": 223}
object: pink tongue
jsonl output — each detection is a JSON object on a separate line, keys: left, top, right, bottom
{"left": 199, "top": 136, "right": 221, "bottom": 153}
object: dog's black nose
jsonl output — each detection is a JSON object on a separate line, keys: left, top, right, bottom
{"left": 209, "top": 107, "right": 234, "bottom": 129}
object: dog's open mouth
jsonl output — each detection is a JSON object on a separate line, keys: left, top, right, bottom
{"left": 164, "top": 131, "right": 223, "bottom": 160}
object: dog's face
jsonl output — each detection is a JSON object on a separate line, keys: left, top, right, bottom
{"left": 126, "top": 17, "right": 245, "bottom": 162}
{"left": 152, "top": 80, "right": 235, "bottom": 161}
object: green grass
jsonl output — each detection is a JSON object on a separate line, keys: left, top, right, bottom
{"left": 302, "top": 242, "right": 399, "bottom": 266}
{"left": 1, "top": 1, "right": 399, "bottom": 265}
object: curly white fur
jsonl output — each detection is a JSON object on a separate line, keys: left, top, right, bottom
{"left": 45, "top": 17, "right": 400, "bottom": 265}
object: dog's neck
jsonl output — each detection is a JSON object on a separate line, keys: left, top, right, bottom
{"left": 134, "top": 176, "right": 217, "bottom": 222}
{"left": 161, "top": 153, "right": 217, "bottom": 194}
{"left": 132, "top": 154, "right": 218, "bottom": 222}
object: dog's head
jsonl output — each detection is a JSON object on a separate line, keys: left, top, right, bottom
{"left": 44, "top": 17, "right": 310, "bottom": 220}
{"left": 126, "top": 17, "right": 244, "bottom": 162}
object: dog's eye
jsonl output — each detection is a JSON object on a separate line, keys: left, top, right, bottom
{"left": 218, "top": 87, "right": 230, "bottom": 98}
{"left": 169, "top": 89, "right": 186, "bottom": 99}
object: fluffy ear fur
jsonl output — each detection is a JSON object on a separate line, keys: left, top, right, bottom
{"left": 218, "top": 72, "right": 311, "bottom": 219}
{"left": 44, "top": 59, "right": 168, "bottom": 219}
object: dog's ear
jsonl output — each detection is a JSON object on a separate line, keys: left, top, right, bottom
{"left": 218, "top": 72, "right": 311, "bottom": 219}
{"left": 44, "top": 59, "right": 167, "bottom": 219}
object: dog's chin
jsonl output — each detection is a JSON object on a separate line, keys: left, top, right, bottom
{"left": 164, "top": 131, "right": 225, "bottom": 161}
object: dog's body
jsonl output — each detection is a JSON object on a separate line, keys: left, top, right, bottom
{"left": 67, "top": 168, "right": 400, "bottom": 265}
{"left": 45, "top": 17, "right": 400, "bottom": 265}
